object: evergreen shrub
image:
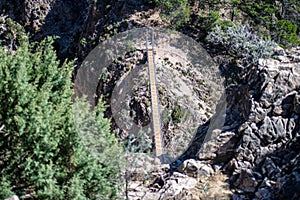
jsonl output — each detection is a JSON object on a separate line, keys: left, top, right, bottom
{"left": 0, "top": 36, "right": 123, "bottom": 199}
{"left": 273, "top": 20, "right": 300, "bottom": 48}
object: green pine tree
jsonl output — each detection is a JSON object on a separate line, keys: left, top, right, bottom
{"left": 0, "top": 35, "right": 123, "bottom": 199}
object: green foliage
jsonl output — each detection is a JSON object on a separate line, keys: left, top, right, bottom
{"left": 0, "top": 36, "right": 123, "bottom": 199}
{"left": 171, "top": 103, "right": 187, "bottom": 124}
{"left": 73, "top": 98, "right": 124, "bottom": 175}
{"left": 198, "top": 0, "right": 223, "bottom": 11}
{"left": 197, "top": 11, "right": 235, "bottom": 34}
{"left": 0, "top": 176, "right": 14, "bottom": 199}
{"left": 155, "top": 0, "right": 191, "bottom": 27}
{"left": 233, "top": 0, "right": 299, "bottom": 47}
{"left": 273, "top": 20, "right": 300, "bottom": 48}
{"left": 207, "top": 24, "right": 277, "bottom": 65}
{"left": 238, "top": 0, "right": 276, "bottom": 26}
{"left": 72, "top": 99, "right": 124, "bottom": 199}
{"left": 197, "top": 11, "right": 221, "bottom": 33}
{"left": 188, "top": 0, "right": 299, "bottom": 48}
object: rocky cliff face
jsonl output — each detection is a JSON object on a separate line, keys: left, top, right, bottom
{"left": 0, "top": 0, "right": 152, "bottom": 60}
{"left": 223, "top": 48, "right": 300, "bottom": 199}
{"left": 122, "top": 47, "right": 300, "bottom": 200}
{"left": 1, "top": 1, "right": 300, "bottom": 199}
{"left": 207, "top": 48, "right": 299, "bottom": 199}
{"left": 173, "top": 47, "right": 300, "bottom": 199}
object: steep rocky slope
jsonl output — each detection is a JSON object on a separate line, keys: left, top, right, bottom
{"left": 0, "top": 0, "right": 153, "bottom": 60}
{"left": 220, "top": 48, "right": 300, "bottom": 199}
{"left": 1, "top": 0, "right": 300, "bottom": 199}
{"left": 124, "top": 47, "right": 300, "bottom": 200}
{"left": 181, "top": 47, "right": 300, "bottom": 199}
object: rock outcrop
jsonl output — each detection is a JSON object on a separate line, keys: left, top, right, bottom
{"left": 122, "top": 47, "right": 300, "bottom": 200}
{"left": 225, "top": 47, "right": 300, "bottom": 199}
{"left": 174, "top": 47, "right": 300, "bottom": 199}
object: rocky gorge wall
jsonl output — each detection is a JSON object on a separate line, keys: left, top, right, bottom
{"left": 226, "top": 48, "right": 300, "bottom": 199}
{"left": 172, "top": 47, "right": 300, "bottom": 199}
{"left": 1, "top": 0, "right": 300, "bottom": 199}
{"left": 117, "top": 47, "right": 300, "bottom": 200}
{"left": 224, "top": 48, "right": 300, "bottom": 199}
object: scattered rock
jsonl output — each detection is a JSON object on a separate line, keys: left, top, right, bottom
{"left": 178, "top": 159, "right": 215, "bottom": 178}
